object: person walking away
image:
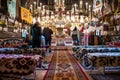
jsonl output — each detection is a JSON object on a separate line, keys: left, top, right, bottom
{"left": 30, "top": 22, "right": 41, "bottom": 48}
{"left": 43, "top": 26, "right": 53, "bottom": 52}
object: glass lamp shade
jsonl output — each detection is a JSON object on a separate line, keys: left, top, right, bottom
{"left": 66, "top": 15, "right": 70, "bottom": 20}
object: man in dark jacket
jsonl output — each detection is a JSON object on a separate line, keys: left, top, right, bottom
{"left": 30, "top": 22, "right": 41, "bottom": 48}
{"left": 43, "top": 26, "right": 53, "bottom": 50}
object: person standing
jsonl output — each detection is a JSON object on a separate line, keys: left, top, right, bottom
{"left": 30, "top": 22, "right": 41, "bottom": 48}
{"left": 71, "top": 27, "right": 79, "bottom": 45}
{"left": 43, "top": 26, "right": 53, "bottom": 52}
{"left": 21, "top": 27, "right": 28, "bottom": 42}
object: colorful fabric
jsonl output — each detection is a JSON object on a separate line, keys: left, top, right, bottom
{"left": 0, "top": 54, "right": 37, "bottom": 75}
{"left": 21, "top": 7, "right": 32, "bottom": 24}
{"left": 43, "top": 46, "right": 89, "bottom": 80}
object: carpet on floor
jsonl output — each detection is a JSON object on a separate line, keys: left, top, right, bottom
{"left": 43, "top": 46, "right": 90, "bottom": 80}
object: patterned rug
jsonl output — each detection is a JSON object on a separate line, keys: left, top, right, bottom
{"left": 43, "top": 46, "right": 89, "bottom": 80}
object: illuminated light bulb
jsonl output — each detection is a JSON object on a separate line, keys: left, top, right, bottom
{"left": 32, "top": 18, "right": 36, "bottom": 24}
{"left": 37, "top": 17, "right": 40, "bottom": 22}
{"left": 66, "top": 15, "right": 70, "bottom": 20}
{"left": 71, "top": 16, "right": 75, "bottom": 22}
{"left": 80, "top": 16, "right": 84, "bottom": 23}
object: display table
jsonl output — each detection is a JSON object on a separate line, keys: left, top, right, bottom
{"left": 0, "top": 38, "right": 24, "bottom": 48}
{"left": 88, "top": 53, "right": 120, "bottom": 67}
{"left": 73, "top": 47, "right": 120, "bottom": 73}
{"left": 0, "top": 54, "right": 37, "bottom": 79}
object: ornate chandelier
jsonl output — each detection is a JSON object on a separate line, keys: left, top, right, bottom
{"left": 30, "top": 0, "right": 92, "bottom": 26}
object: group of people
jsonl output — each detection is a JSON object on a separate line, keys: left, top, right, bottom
{"left": 30, "top": 22, "right": 53, "bottom": 49}
{"left": 22, "top": 22, "right": 80, "bottom": 48}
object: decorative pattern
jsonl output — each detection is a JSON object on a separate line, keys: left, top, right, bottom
{"left": 0, "top": 48, "right": 46, "bottom": 56}
{"left": 89, "top": 53, "right": 120, "bottom": 67}
{"left": 44, "top": 46, "right": 89, "bottom": 80}
{"left": 0, "top": 38, "right": 25, "bottom": 48}
{"left": 0, "top": 54, "right": 37, "bottom": 75}
{"left": 57, "top": 63, "right": 70, "bottom": 70}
